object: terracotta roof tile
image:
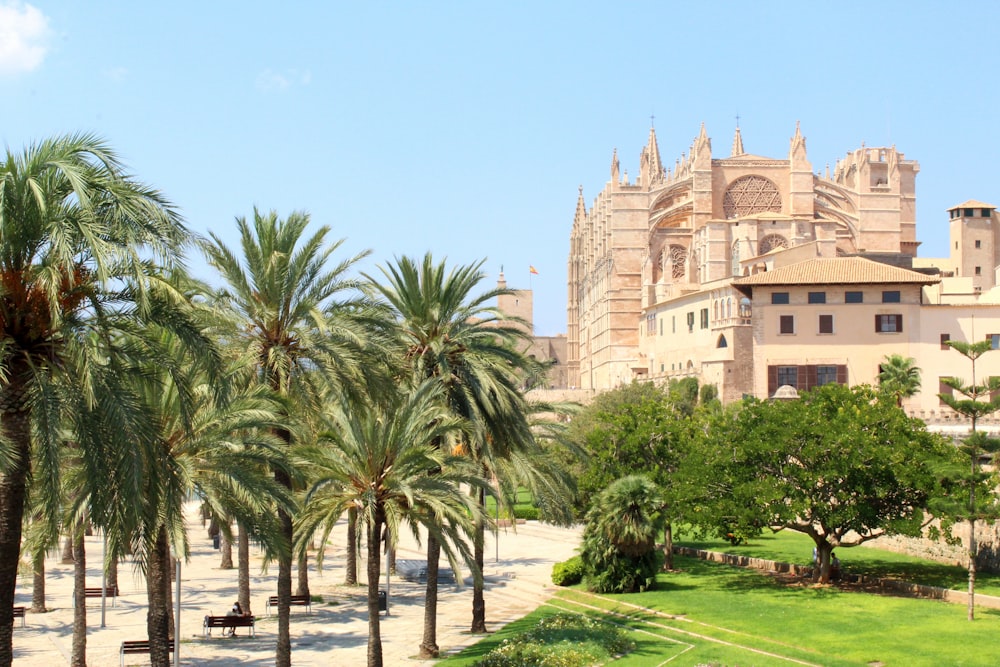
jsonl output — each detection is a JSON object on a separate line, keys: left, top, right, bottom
{"left": 732, "top": 257, "right": 940, "bottom": 287}
{"left": 950, "top": 199, "right": 996, "bottom": 210}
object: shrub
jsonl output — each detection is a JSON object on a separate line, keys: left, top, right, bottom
{"left": 475, "top": 612, "right": 633, "bottom": 667}
{"left": 513, "top": 505, "right": 540, "bottom": 520}
{"left": 551, "top": 556, "right": 584, "bottom": 586}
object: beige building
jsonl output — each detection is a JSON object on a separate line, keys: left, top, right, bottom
{"left": 567, "top": 124, "right": 1000, "bottom": 416}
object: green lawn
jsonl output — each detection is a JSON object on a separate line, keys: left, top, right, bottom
{"left": 676, "top": 528, "right": 1000, "bottom": 596}
{"left": 440, "top": 553, "right": 1000, "bottom": 667}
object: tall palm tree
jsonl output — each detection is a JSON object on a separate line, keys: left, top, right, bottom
{"left": 122, "top": 326, "right": 292, "bottom": 664}
{"left": 878, "top": 354, "right": 922, "bottom": 408}
{"left": 366, "top": 253, "right": 539, "bottom": 655}
{"left": 0, "top": 134, "right": 190, "bottom": 665}
{"left": 199, "top": 209, "right": 377, "bottom": 667}
{"left": 464, "top": 395, "right": 576, "bottom": 633}
{"left": 296, "top": 380, "right": 479, "bottom": 667}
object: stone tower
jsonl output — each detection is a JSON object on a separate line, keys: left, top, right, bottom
{"left": 948, "top": 200, "right": 998, "bottom": 292}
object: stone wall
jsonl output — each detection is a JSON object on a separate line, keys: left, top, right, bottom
{"left": 673, "top": 546, "right": 1000, "bottom": 609}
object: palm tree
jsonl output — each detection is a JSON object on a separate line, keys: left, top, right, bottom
{"left": 465, "top": 397, "right": 575, "bottom": 633}
{"left": 366, "top": 253, "right": 540, "bottom": 654}
{"left": 124, "top": 328, "right": 292, "bottom": 664}
{"left": 199, "top": 209, "right": 377, "bottom": 667}
{"left": 296, "top": 380, "right": 479, "bottom": 667}
{"left": 0, "top": 134, "right": 190, "bottom": 665}
{"left": 878, "top": 354, "right": 922, "bottom": 408}
{"left": 580, "top": 475, "right": 666, "bottom": 594}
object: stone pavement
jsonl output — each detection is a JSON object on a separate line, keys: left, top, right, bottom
{"left": 12, "top": 502, "right": 582, "bottom": 666}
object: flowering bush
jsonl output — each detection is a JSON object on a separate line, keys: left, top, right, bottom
{"left": 475, "top": 613, "right": 634, "bottom": 667}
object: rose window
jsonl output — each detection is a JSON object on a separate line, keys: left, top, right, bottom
{"left": 723, "top": 175, "right": 782, "bottom": 218}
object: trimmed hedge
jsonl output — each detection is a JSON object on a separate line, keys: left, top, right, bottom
{"left": 512, "top": 506, "right": 540, "bottom": 521}
{"left": 551, "top": 556, "right": 584, "bottom": 586}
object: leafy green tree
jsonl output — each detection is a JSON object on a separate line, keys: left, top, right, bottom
{"left": 937, "top": 340, "right": 1000, "bottom": 620}
{"left": 0, "top": 134, "right": 191, "bottom": 665}
{"left": 878, "top": 354, "right": 922, "bottom": 407}
{"left": 200, "top": 209, "right": 375, "bottom": 666}
{"left": 580, "top": 475, "right": 665, "bottom": 593}
{"left": 566, "top": 381, "right": 700, "bottom": 569}
{"left": 366, "top": 253, "right": 539, "bottom": 652}
{"left": 700, "top": 383, "right": 958, "bottom": 583}
{"left": 296, "top": 380, "right": 479, "bottom": 667}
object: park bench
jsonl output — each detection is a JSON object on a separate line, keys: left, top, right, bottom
{"left": 12, "top": 606, "right": 25, "bottom": 628}
{"left": 265, "top": 594, "right": 312, "bottom": 615}
{"left": 202, "top": 614, "right": 255, "bottom": 637}
{"left": 119, "top": 639, "right": 173, "bottom": 667}
{"left": 74, "top": 585, "right": 119, "bottom": 608}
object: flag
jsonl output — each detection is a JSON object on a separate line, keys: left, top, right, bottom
{"left": 529, "top": 265, "right": 539, "bottom": 275}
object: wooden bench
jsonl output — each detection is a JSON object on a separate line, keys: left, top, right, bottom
{"left": 12, "top": 606, "right": 25, "bottom": 628}
{"left": 202, "top": 614, "right": 255, "bottom": 637}
{"left": 265, "top": 594, "right": 312, "bottom": 615}
{"left": 75, "top": 585, "right": 119, "bottom": 608}
{"left": 119, "top": 639, "right": 173, "bottom": 667}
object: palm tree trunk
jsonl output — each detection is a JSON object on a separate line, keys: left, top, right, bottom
{"left": 273, "top": 418, "right": 294, "bottom": 667}
{"left": 107, "top": 556, "right": 119, "bottom": 595}
{"left": 366, "top": 515, "right": 384, "bottom": 667}
{"left": 419, "top": 535, "right": 441, "bottom": 658}
{"left": 166, "top": 553, "right": 176, "bottom": 640}
{"left": 296, "top": 550, "right": 310, "bottom": 598}
{"left": 0, "top": 384, "right": 31, "bottom": 667}
{"left": 345, "top": 507, "right": 358, "bottom": 585}
{"left": 238, "top": 524, "right": 251, "bottom": 614}
{"left": 146, "top": 525, "right": 173, "bottom": 667}
{"left": 471, "top": 486, "right": 487, "bottom": 634}
{"left": 276, "top": 503, "right": 293, "bottom": 667}
{"left": 220, "top": 529, "right": 234, "bottom": 569}
{"left": 30, "top": 552, "right": 46, "bottom": 613}
{"left": 70, "top": 528, "right": 86, "bottom": 667}
{"left": 61, "top": 536, "right": 75, "bottom": 563}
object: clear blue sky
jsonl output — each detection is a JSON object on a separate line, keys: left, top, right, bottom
{"left": 3, "top": 1, "right": 999, "bottom": 336}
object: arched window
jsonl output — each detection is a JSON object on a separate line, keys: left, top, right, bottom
{"left": 758, "top": 234, "right": 789, "bottom": 255}
{"left": 717, "top": 334, "right": 728, "bottom": 348}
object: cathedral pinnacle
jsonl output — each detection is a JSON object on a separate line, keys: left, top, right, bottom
{"left": 731, "top": 125, "right": 745, "bottom": 157}
{"left": 643, "top": 126, "right": 663, "bottom": 184}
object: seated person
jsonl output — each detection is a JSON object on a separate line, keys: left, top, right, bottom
{"left": 226, "top": 601, "right": 245, "bottom": 636}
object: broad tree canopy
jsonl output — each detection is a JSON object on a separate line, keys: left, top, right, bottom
{"left": 699, "top": 383, "right": 958, "bottom": 582}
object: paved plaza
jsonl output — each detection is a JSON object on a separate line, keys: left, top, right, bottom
{"left": 12, "top": 502, "right": 582, "bottom": 666}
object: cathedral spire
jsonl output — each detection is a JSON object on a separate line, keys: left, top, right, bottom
{"left": 640, "top": 124, "right": 663, "bottom": 186}
{"left": 790, "top": 120, "right": 805, "bottom": 150}
{"left": 610, "top": 148, "right": 620, "bottom": 182}
{"left": 731, "top": 124, "right": 745, "bottom": 157}
{"left": 575, "top": 185, "right": 586, "bottom": 221}
{"left": 789, "top": 120, "right": 808, "bottom": 165}
{"left": 692, "top": 122, "right": 712, "bottom": 167}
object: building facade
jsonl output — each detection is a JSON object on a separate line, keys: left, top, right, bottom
{"left": 567, "top": 124, "right": 1000, "bottom": 414}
